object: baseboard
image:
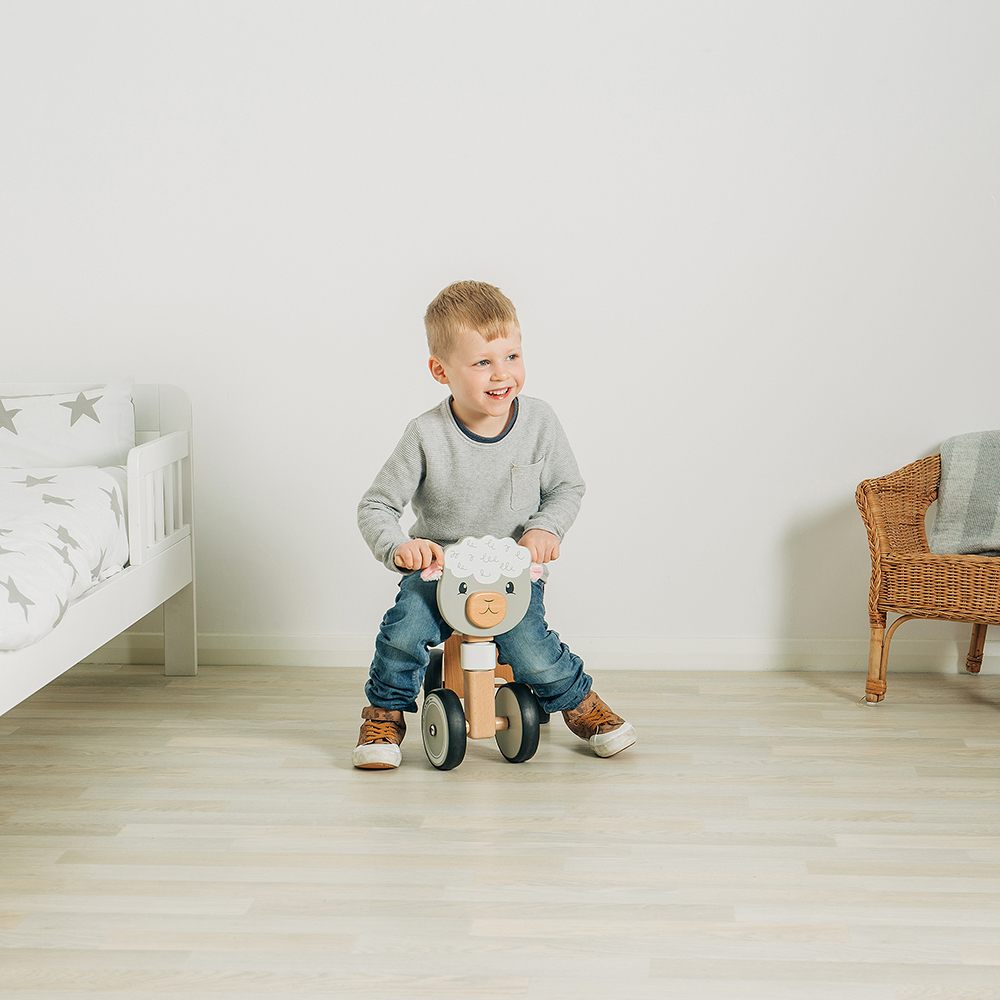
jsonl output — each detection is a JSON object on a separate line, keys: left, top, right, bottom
{"left": 82, "top": 632, "right": 1000, "bottom": 673}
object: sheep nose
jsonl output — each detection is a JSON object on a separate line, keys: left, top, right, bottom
{"left": 464, "top": 591, "right": 507, "bottom": 630}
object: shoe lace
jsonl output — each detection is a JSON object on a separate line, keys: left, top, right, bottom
{"left": 576, "top": 701, "right": 619, "bottom": 731}
{"left": 362, "top": 719, "right": 401, "bottom": 744}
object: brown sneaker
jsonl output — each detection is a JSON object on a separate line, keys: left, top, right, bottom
{"left": 352, "top": 705, "right": 406, "bottom": 770}
{"left": 562, "top": 690, "right": 636, "bottom": 758}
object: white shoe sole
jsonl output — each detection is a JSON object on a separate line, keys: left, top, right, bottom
{"left": 353, "top": 743, "right": 402, "bottom": 769}
{"left": 590, "top": 722, "right": 636, "bottom": 758}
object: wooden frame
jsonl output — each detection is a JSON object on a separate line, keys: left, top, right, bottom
{"left": 442, "top": 634, "right": 514, "bottom": 739}
{"left": 0, "top": 384, "right": 196, "bottom": 715}
{"left": 856, "top": 455, "right": 999, "bottom": 703}
{"left": 441, "top": 632, "right": 514, "bottom": 698}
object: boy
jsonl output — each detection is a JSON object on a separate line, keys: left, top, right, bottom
{"left": 354, "top": 280, "right": 636, "bottom": 769}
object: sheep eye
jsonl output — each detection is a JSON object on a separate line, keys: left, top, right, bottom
{"left": 505, "top": 581, "right": 515, "bottom": 594}
{"left": 458, "top": 582, "right": 468, "bottom": 594}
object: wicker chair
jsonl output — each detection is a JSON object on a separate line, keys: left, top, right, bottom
{"left": 856, "top": 455, "right": 1000, "bottom": 702}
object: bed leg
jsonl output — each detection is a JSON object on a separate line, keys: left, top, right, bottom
{"left": 164, "top": 582, "right": 197, "bottom": 676}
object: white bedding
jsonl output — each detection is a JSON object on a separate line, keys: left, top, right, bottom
{"left": 0, "top": 467, "right": 129, "bottom": 651}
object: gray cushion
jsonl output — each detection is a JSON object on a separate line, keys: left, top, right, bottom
{"left": 930, "top": 430, "right": 1000, "bottom": 556}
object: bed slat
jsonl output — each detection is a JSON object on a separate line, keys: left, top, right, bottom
{"left": 127, "top": 431, "right": 191, "bottom": 567}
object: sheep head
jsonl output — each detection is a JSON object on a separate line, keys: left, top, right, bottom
{"left": 421, "top": 535, "right": 543, "bottom": 638}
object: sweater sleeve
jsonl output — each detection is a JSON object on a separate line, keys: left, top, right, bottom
{"left": 357, "top": 420, "right": 425, "bottom": 573}
{"left": 521, "top": 407, "right": 586, "bottom": 540}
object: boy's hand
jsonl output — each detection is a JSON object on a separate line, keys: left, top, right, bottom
{"left": 518, "top": 529, "right": 560, "bottom": 564}
{"left": 393, "top": 538, "right": 444, "bottom": 572}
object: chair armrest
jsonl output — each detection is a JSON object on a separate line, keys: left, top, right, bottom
{"left": 856, "top": 455, "right": 940, "bottom": 558}
{"left": 856, "top": 455, "right": 940, "bottom": 624}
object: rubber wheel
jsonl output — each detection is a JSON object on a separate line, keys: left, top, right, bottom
{"left": 495, "top": 682, "right": 541, "bottom": 763}
{"left": 527, "top": 684, "right": 550, "bottom": 724}
{"left": 421, "top": 689, "right": 467, "bottom": 770}
{"left": 423, "top": 647, "right": 443, "bottom": 697}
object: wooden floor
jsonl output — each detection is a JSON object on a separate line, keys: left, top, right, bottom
{"left": 1, "top": 665, "right": 1000, "bottom": 999}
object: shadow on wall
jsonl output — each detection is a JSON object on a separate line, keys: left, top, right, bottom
{"left": 780, "top": 498, "right": 871, "bottom": 655}
{"left": 779, "top": 456, "right": 971, "bottom": 687}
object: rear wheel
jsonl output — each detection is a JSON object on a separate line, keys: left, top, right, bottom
{"left": 421, "top": 689, "right": 466, "bottom": 770}
{"left": 423, "top": 647, "right": 443, "bottom": 697}
{"left": 528, "top": 685, "right": 550, "bottom": 724}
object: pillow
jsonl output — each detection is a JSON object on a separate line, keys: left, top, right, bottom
{"left": 929, "top": 430, "right": 1000, "bottom": 556}
{"left": 0, "top": 384, "right": 135, "bottom": 468}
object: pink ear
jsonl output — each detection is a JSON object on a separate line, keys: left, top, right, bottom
{"left": 530, "top": 563, "right": 544, "bottom": 581}
{"left": 421, "top": 566, "right": 443, "bottom": 581}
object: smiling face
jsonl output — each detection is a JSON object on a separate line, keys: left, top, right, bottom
{"left": 428, "top": 327, "right": 525, "bottom": 436}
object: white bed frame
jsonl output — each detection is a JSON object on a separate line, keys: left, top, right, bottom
{"left": 0, "top": 384, "right": 196, "bottom": 716}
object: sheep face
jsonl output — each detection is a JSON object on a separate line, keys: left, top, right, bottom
{"left": 434, "top": 536, "right": 534, "bottom": 638}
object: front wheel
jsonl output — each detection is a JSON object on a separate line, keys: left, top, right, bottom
{"left": 421, "top": 689, "right": 467, "bottom": 770}
{"left": 495, "top": 683, "right": 541, "bottom": 763}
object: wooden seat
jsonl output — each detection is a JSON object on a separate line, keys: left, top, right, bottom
{"left": 856, "top": 454, "right": 1000, "bottom": 702}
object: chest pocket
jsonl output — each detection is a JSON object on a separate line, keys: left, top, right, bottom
{"left": 510, "top": 459, "right": 544, "bottom": 511}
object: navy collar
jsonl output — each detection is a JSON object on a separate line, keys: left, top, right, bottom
{"left": 448, "top": 395, "right": 519, "bottom": 443}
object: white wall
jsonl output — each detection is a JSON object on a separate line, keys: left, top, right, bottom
{"left": 3, "top": 1, "right": 998, "bottom": 670}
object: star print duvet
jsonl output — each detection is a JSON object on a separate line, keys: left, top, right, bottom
{"left": 0, "top": 467, "right": 129, "bottom": 651}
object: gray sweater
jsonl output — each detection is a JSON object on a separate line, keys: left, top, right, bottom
{"left": 358, "top": 394, "right": 585, "bottom": 574}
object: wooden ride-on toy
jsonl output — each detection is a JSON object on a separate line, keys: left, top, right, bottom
{"left": 419, "top": 535, "right": 544, "bottom": 771}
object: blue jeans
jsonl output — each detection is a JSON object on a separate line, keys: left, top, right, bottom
{"left": 365, "top": 570, "right": 592, "bottom": 714}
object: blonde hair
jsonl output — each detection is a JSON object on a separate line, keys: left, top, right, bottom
{"left": 424, "top": 280, "right": 520, "bottom": 360}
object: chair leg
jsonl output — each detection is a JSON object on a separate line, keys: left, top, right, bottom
{"left": 966, "top": 624, "right": 988, "bottom": 674}
{"left": 866, "top": 614, "right": 918, "bottom": 703}
{"left": 865, "top": 618, "right": 887, "bottom": 703}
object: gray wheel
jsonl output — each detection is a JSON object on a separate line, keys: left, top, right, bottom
{"left": 495, "top": 683, "right": 540, "bottom": 763}
{"left": 423, "top": 647, "right": 443, "bottom": 697}
{"left": 421, "top": 689, "right": 466, "bottom": 770}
